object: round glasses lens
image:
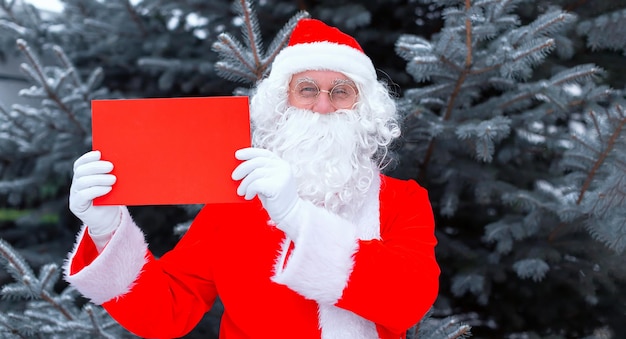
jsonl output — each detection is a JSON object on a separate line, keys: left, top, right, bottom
{"left": 330, "top": 84, "right": 357, "bottom": 108}
{"left": 295, "top": 81, "right": 319, "bottom": 104}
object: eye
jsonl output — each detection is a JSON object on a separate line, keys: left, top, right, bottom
{"left": 295, "top": 82, "right": 319, "bottom": 98}
{"left": 331, "top": 85, "right": 354, "bottom": 99}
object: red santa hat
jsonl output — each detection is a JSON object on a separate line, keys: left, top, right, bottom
{"left": 268, "top": 18, "right": 377, "bottom": 85}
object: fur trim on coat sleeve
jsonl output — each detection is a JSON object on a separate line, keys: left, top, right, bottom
{"left": 63, "top": 208, "right": 149, "bottom": 305}
{"left": 271, "top": 200, "right": 359, "bottom": 305}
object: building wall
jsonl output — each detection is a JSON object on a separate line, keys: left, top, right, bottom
{"left": 1, "top": 4, "right": 58, "bottom": 109}
{"left": 0, "top": 53, "right": 36, "bottom": 108}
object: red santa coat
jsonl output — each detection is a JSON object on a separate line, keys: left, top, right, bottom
{"left": 64, "top": 174, "right": 440, "bottom": 339}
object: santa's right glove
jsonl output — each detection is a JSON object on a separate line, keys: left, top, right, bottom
{"left": 69, "top": 151, "right": 123, "bottom": 239}
{"left": 232, "top": 147, "right": 303, "bottom": 240}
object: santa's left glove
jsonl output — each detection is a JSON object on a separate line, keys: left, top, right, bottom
{"left": 232, "top": 147, "right": 302, "bottom": 239}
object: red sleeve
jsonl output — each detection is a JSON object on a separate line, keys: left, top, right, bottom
{"left": 102, "top": 207, "right": 219, "bottom": 338}
{"left": 336, "top": 178, "right": 440, "bottom": 335}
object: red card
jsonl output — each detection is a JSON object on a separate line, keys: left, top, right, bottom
{"left": 92, "top": 96, "right": 250, "bottom": 206}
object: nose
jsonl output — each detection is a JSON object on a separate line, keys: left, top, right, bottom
{"left": 313, "top": 90, "right": 335, "bottom": 114}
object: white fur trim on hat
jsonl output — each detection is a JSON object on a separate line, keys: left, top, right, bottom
{"left": 269, "top": 41, "right": 377, "bottom": 84}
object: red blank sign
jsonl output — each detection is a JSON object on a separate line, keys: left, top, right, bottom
{"left": 92, "top": 96, "right": 250, "bottom": 206}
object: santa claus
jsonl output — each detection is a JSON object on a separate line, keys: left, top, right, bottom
{"left": 64, "top": 18, "right": 439, "bottom": 339}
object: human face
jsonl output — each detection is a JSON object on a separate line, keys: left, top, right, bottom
{"left": 287, "top": 70, "right": 358, "bottom": 114}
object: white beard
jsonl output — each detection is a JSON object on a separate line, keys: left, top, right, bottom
{"left": 252, "top": 107, "right": 378, "bottom": 219}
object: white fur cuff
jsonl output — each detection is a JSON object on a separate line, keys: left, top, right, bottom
{"left": 64, "top": 208, "right": 148, "bottom": 305}
{"left": 272, "top": 200, "right": 358, "bottom": 304}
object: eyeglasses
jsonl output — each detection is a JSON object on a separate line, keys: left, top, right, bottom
{"left": 290, "top": 79, "right": 358, "bottom": 109}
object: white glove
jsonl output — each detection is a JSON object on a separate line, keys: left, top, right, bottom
{"left": 69, "top": 150, "right": 122, "bottom": 236}
{"left": 232, "top": 148, "right": 301, "bottom": 229}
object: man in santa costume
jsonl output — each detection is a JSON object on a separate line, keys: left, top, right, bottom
{"left": 64, "top": 18, "right": 440, "bottom": 339}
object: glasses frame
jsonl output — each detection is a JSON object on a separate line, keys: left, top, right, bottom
{"left": 290, "top": 78, "right": 359, "bottom": 110}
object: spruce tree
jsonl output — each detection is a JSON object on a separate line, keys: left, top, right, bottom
{"left": 392, "top": 0, "right": 626, "bottom": 336}
{"left": 0, "top": 0, "right": 624, "bottom": 337}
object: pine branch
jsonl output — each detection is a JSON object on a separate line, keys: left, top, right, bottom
{"left": 463, "top": 0, "right": 472, "bottom": 67}
{"left": 0, "top": 315, "right": 27, "bottom": 339}
{"left": 11, "top": 104, "right": 65, "bottom": 134}
{"left": 575, "top": 105, "right": 626, "bottom": 204}
{"left": 468, "top": 65, "right": 605, "bottom": 117}
{"left": 236, "top": 0, "right": 262, "bottom": 69}
{"left": 0, "top": 104, "right": 32, "bottom": 140}
{"left": 213, "top": 34, "right": 257, "bottom": 80}
{"left": 470, "top": 12, "right": 573, "bottom": 77}
{"left": 212, "top": 6, "right": 308, "bottom": 85}
{"left": 1, "top": 260, "right": 128, "bottom": 335}
{"left": 38, "top": 264, "right": 57, "bottom": 292}
{"left": 0, "top": 239, "right": 35, "bottom": 282}
{"left": 525, "top": 11, "right": 571, "bottom": 42}
{"left": 591, "top": 176, "right": 626, "bottom": 217}
{"left": 264, "top": 11, "right": 310, "bottom": 71}
{"left": 0, "top": 239, "right": 75, "bottom": 321}
{"left": 419, "top": 0, "right": 473, "bottom": 179}
{"left": 16, "top": 39, "right": 87, "bottom": 136}
{"left": 577, "top": 8, "right": 626, "bottom": 53}
{"left": 50, "top": 45, "right": 90, "bottom": 102}
{"left": 0, "top": 0, "right": 19, "bottom": 24}
{"left": 471, "top": 44, "right": 543, "bottom": 78}
{"left": 411, "top": 308, "right": 473, "bottom": 339}
{"left": 513, "top": 258, "right": 550, "bottom": 281}
{"left": 85, "top": 305, "right": 117, "bottom": 339}
{"left": 211, "top": 0, "right": 265, "bottom": 82}
{"left": 550, "top": 64, "right": 604, "bottom": 85}
{"left": 510, "top": 37, "right": 555, "bottom": 66}
{"left": 569, "top": 130, "right": 626, "bottom": 174}
{"left": 421, "top": 316, "right": 473, "bottom": 339}
{"left": 0, "top": 19, "right": 32, "bottom": 37}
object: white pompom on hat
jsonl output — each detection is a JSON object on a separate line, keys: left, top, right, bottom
{"left": 268, "top": 18, "right": 377, "bottom": 85}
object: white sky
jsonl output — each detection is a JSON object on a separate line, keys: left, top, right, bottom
{"left": 24, "top": 0, "right": 64, "bottom": 12}
{"left": 24, "top": 0, "right": 142, "bottom": 13}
